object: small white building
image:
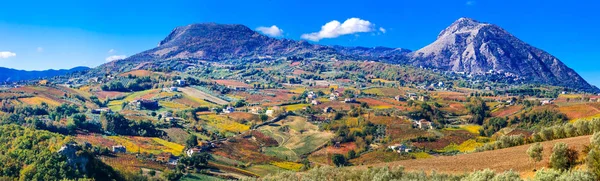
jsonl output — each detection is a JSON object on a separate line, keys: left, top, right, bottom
{"left": 265, "top": 110, "right": 275, "bottom": 117}
{"left": 223, "top": 106, "right": 235, "bottom": 113}
{"left": 388, "top": 144, "right": 412, "bottom": 153}
{"left": 343, "top": 98, "right": 356, "bottom": 103}
{"left": 415, "top": 119, "right": 433, "bottom": 130}
{"left": 176, "top": 80, "right": 186, "bottom": 86}
{"left": 112, "top": 145, "right": 126, "bottom": 153}
{"left": 311, "top": 100, "right": 321, "bottom": 105}
{"left": 186, "top": 147, "right": 203, "bottom": 157}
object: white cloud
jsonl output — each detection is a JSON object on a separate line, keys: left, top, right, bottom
{"left": 379, "top": 27, "right": 387, "bottom": 33}
{"left": 301, "top": 18, "right": 377, "bottom": 41}
{"left": 105, "top": 55, "right": 127, "bottom": 62}
{"left": 0, "top": 51, "right": 16, "bottom": 59}
{"left": 466, "top": 1, "right": 475, "bottom": 5}
{"left": 36, "top": 47, "right": 44, "bottom": 53}
{"left": 256, "top": 25, "right": 284, "bottom": 37}
{"left": 108, "top": 49, "right": 116, "bottom": 54}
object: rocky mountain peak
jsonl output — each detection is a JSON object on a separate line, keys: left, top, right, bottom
{"left": 157, "top": 23, "right": 257, "bottom": 47}
{"left": 411, "top": 17, "right": 597, "bottom": 92}
{"left": 437, "top": 17, "right": 490, "bottom": 39}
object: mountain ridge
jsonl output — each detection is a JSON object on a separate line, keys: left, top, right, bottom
{"left": 0, "top": 66, "right": 90, "bottom": 82}
{"left": 101, "top": 18, "right": 598, "bottom": 92}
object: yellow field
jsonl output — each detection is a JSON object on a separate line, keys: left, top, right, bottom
{"left": 371, "top": 78, "right": 395, "bottom": 83}
{"left": 372, "top": 105, "right": 393, "bottom": 109}
{"left": 457, "top": 139, "right": 484, "bottom": 152}
{"left": 152, "top": 138, "right": 185, "bottom": 154}
{"left": 159, "top": 101, "right": 189, "bottom": 110}
{"left": 19, "top": 96, "right": 61, "bottom": 106}
{"left": 271, "top": 161, "right": 303, "bottom": 171}
{"left": 284, "top": 104, "right": 309, "bottom": 111}
{"left": 410, "top": 152, "right": 432, "bottom": 159}
{"left": 78, "top": 86, "right": 91, "bottom": 92}
{"left": 290, "top": 87, "right": 306, "bottom": 94}
{"left": 201, "top": 114, "right": 250, "bottom": 133}
{"left": 559, "top": 94, "right": 585, "bottom": 99}
{"left": 108, "top": 136, "right": 184, "bottom": 156}
{"left": 460, "top": 125, "right": 482, "bottom": 134}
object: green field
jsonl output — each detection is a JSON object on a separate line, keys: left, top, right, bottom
{"left": 259, "top": 116, "right": 334, "bottom": 161}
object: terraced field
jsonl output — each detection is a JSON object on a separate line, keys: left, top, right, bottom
{"left": 259, "top": 116, "right": 334, "bottom": 161}
{"left": 180, "top": 87, "right": 229, "bottom": 105}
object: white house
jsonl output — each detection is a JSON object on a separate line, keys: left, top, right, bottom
{"left": 186, "top": 147, "right": 203, "bottom": 157}
{"left": 415, "top": 119, "right": 433, "bottom": 130}
{"left": 223, "top": 106, "right": 235, "bottom": 113}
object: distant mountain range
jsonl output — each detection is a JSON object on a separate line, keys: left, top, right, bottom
{"left": 0, "top": 66, "right": 89, "bottom": 82}
{"left": 101, "top": 18, "right": 597, "bottom": 92}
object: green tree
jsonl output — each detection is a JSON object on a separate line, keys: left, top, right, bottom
{"left": 347, "top": 150, "right": 357, "bottom": 159}
{"left": 549, "top": 142, "right": 578, "bottom": 171}
{"left": 185, "top": 134, "right": 198, "bottom": 149}
{"left": 587, "top": 132, "right": 600, "bottom": 179}
{"left": 259, "top": 114, "right": 268, "bottom": 122}
{"left": 527, "top": 143, "right": 543, "bottom": 170}
{"left": 331, "top": 154, "right": 347, "bottom": 167}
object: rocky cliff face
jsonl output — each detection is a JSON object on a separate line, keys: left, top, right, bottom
{"left": 410, "top": 18, "right": 595, "bottom": 91}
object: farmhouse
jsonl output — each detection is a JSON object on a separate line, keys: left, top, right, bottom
{"left": 156, "top": 152, "right": 179, "bottom": 165}
{"left": 415, "top": 119, "right": 433, "bottom": 129}
{"left": 161, "top": 111, "right": 173, "bottom": 118}
{"left": 265, "top": 110, "right": 274, "bottom": 117}
{"left": 91, "top": 108, "right": 112, "bottom": 114}
{"left": 131, "top": 99, "right": 159, "bottom": 110}
{"left": 388, "top": 144, "right": 412, "bottom": 153}
{"left": 329, "top": 93, "right": 338, "bottom": 100}
{"left": 394, "top": 95, "right": 405, "bottom": 101}
{"left": 307, "top": 91, "right": 316, "bottom": 99}
{"left": 223, "top": 106, "right": 235, "bottom": 113}
{"left": 176, "top": 79, "right": 186, "bottom": 86}
{"left": 112, "top": 145, "right": 126, "bottom": 153}
{"left": 418, "top": 95, "right": 430, "bottom": 102}
{"left": 541, "top": 99, "right": 554, "bottom": 105}
{"left": 407, "top": 93, "right": 418, "bottom": 100}
{"left": 250, "top": 107, "right": 264, "bottom": 114}
{"left": 311, "top": 100, "right": 321, "bottom": 105}
{"left": 343, "top": 98, "right": 356, "bottom": 103}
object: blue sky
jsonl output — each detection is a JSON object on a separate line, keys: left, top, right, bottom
{"left": 0, "top": 0, "right": 598, "bottom": 86}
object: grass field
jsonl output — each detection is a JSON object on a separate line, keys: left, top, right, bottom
{"left": 180, "top": 173, "right": 224, "bottom": 181}
{"left": 180, "top": 87, "right": 229, "bottom": 105}
{"left": 259, "top": 116, "right": 334, "bottom": 161}
{"left": 246, "top": 165, "right": 287, "bottom": 177}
